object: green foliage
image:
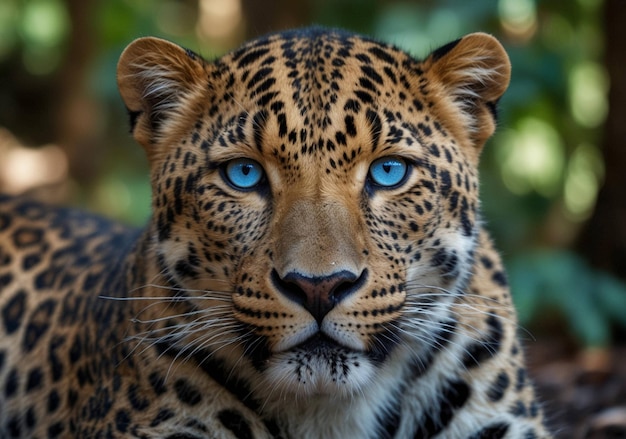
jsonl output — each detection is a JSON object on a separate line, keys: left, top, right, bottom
{"left": 508, "top": 250, "right": 626, "bottom": 347}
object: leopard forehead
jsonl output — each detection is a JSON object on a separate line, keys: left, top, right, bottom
{"left": 177, "top": 29, "right": 464, "bottom": 183}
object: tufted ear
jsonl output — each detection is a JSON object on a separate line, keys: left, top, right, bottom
{"left": 425, "top": 33, "right": 511, "bottom": 154}
{"left": 117, "top": 37, "right": 208, "bottom": 157}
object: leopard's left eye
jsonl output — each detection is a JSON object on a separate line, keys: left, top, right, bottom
{"left": 369, "top": 156, "right": 408, "bottom": 188}
{"left": 224, "top": 158, "right": 264, "bottom": 190}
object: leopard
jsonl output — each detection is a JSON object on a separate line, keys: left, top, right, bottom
{"left": 0, "top": 27, "right": 552, "bottom": 438}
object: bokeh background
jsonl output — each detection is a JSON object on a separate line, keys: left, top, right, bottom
{"left": 1, "top": 0, "right": 625, "bottom": 435}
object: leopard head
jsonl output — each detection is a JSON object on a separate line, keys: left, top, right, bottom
{"left": 117, "top": 28, "right": 510, "bottom": 402}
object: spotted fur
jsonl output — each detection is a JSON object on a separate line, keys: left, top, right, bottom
{"left": 0, "top": 28, "right": 551, "bottom": 438}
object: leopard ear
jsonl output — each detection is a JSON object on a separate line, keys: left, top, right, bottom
{"left": 117, "top": 37, "right": 208, "bottom": 156}
{"left": 425, "top": 33, "right": 511, "bottom": 152}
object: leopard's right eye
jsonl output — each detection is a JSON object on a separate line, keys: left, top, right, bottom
{"left": 223, "top": 158, "right": 265, "bottom": 190}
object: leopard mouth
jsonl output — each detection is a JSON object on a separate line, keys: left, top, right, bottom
{"left": 293, "top": 332, "right": 347, "bottom": 354}
{"left": 246, "top": 327, "right": 399, "bottom": 398}
{"left": 291, "top": 329, "right": 395, "bottom": 365}
{"left": 242, "top": 318, "right": 399, "bottom": 375}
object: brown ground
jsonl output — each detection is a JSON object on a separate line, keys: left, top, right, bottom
{"left": 527, "top": 332, "right": 626, "bottom": 438}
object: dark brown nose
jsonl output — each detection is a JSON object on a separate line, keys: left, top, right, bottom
{"left": 272, "top": 269, "right": 367, "bottom": 324}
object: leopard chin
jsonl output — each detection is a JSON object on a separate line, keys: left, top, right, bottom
{"left": 258, "top": 334, "right": 378, "bottom": 398}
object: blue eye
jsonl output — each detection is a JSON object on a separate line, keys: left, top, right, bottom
{"left": 369, "top": 157, "right": 408, "bottom": 187}
{"left": 224, "top": 158, "right": 264, "bottom": 189}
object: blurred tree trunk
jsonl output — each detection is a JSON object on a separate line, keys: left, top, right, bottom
{"left": 577, "top": 0, "right": 626, "bottom": 278}
{"left": 55, "top": 0, "right": 102, "bottom": 186}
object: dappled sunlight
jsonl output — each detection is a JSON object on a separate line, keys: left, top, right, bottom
{"left": 497, "top": 115, "right": 604, "bottom": 222}
{"left": 196, "top": 0, "right": 243, "bottom": 46}
{"left": 498, "top": 118, "right": 565, "bottom": 197}
{"left": 564, "top": 143, "right": 603, "bottom": 220}
{"left": 0, "top": 128, "right": 68, "bottom": 194}
{"left": 569, "top": 61, "right": 609, "bottom": 128}
{"left": 498, "top": 0, "right": 537, "bottom": 41}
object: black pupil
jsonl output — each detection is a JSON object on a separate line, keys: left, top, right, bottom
{"left": 241, "top": 164, "right": 251, "bottom": 176}
{"left": 382, "top": 163, "right": 392, "bottom": 173}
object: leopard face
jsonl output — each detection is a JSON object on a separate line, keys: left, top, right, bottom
{"left": 117, "top": 28, "right": 511, "bottom": 405}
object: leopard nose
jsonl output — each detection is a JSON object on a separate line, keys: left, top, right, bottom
{"left": 272, "top": 269, "right": 367, "bottom": 324}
